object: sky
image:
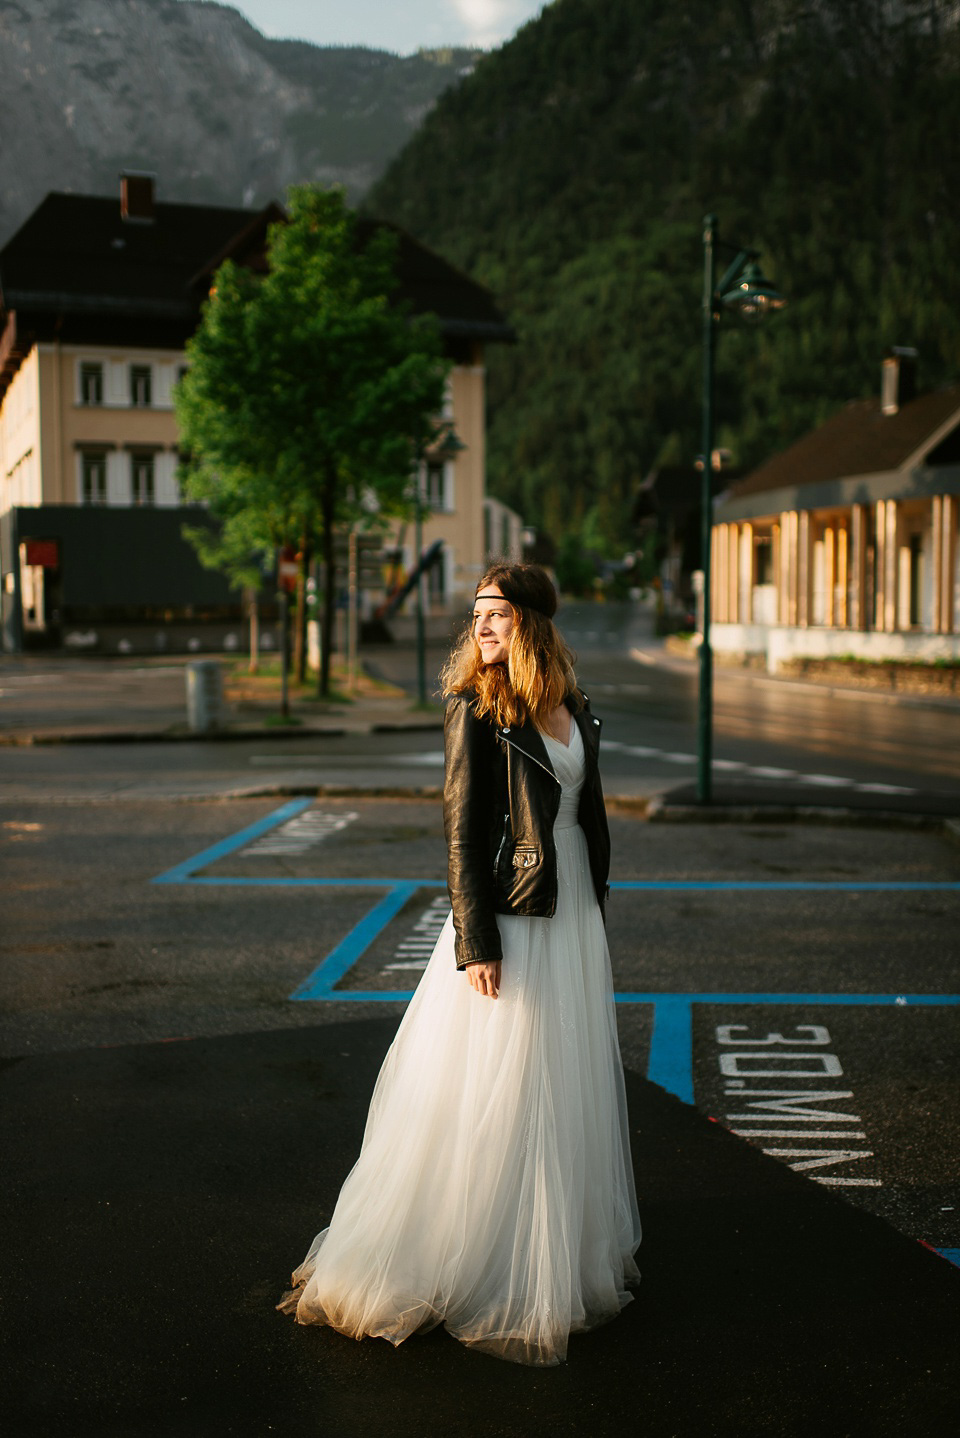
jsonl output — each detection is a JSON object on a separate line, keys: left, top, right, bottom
{"left": 201, "top": 1, "right": 549, "bottom": 54}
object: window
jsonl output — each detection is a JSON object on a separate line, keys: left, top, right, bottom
{"left": 80, "top": 362, "right": 103, "bottom": 406}
{"left": 131, "top": 453, "right": 155, "bottom": 506}
{"left": 428, "top": 553, "right": 446, "bottom": 605}
{"left": 423, "top": 461, "right": 448, "bottom": 511}
{"left": 81, "top": 452, "right": 107, "bottom": 504}
{"left": 130, "top": 364, "right": 152, "bottom": 407}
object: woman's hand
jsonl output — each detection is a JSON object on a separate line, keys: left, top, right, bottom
{"left": 466, "top": 960, "right": 501, "bottom": 999}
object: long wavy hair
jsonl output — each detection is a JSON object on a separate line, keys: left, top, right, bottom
{"left": 440, "top": 563, "right": 580, "bottom": 729}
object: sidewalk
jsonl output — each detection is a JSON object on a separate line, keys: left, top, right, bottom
{"left": 648, "top": 637, "right": 960, "bottom": 715}
{"left": 0, "top": 653, "right": 444, "bottom": 745}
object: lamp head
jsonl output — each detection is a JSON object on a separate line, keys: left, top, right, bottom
{"left": 721, "top": 260, "right": 787, "bottom": 322}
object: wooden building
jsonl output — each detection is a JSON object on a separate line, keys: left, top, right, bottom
{"left": 710, "top": 352, "right": 960, "bottom": 670}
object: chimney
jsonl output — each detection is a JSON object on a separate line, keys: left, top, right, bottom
{"left": 119, "top": 171, "right": 157, "bottom": 224}
{"left": 881, "top": 346, "right": 918, "bottom": 416}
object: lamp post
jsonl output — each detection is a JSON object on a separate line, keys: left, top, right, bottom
{"left": 697, "top": 213, "right": 786, "bottom": 804}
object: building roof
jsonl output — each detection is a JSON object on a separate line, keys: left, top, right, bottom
{"left": 726, "top": 383, "right": 960, "bottom": 501}
{"left": 0, "top": 190, "right": 514, "bottom": 354}
{"left": 358, "top": 219, "right": 515, "bottom": 342}
{"left": 0, "top": 192, "right": 266, "bottom": 323}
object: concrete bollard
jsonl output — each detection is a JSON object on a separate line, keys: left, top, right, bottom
{"left": 186, "top": 660, "right": 224, "bottom": 733}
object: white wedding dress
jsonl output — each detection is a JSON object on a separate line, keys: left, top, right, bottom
{"left": 279, "top": 720, "right": 641, "bottom": 1366}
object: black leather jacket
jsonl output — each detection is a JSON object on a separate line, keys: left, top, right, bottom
{"left": 442, "top": 690, "right": 611, "bottom": 970}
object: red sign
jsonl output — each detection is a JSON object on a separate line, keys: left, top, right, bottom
{"left": 24, "top": 540, "right": 59, "bottom": 569}
{"left": 278, "top": 546, "right": 299, "bottom": 593}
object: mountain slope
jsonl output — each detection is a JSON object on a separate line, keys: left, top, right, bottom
{"left": 369, "top": 0, "right": 960, "bottom": 545}
{"left": 0, "top": 0, "right": 477, "bottom": 244}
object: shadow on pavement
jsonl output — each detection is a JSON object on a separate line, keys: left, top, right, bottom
{"left": 2, "top": 1020, "right": 957, "bottom": 1437}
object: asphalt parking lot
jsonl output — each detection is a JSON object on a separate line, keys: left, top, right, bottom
{"left": 2, "top": 796, "right": 959, "bottom": 1434}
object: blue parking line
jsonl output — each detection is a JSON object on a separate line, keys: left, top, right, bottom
{"left": 161, "top": 876, "right": 447, "bottom": 888}
{"left": 151, "top": 798, "right": 312, "bottom": 883}
{"left": 151, "top": 807, "right": 960, "bottom": 1103}
{"left": 291, "top": 882, "right": 421, "bottom": 1000}
{"left": 646, "top": 996, "right": 694, "bottom": 1104}
{"left": 629, "top": 992, "right": 960, "bottom": 1102}
{"left": 612, "top": 881, "right": 960, "bottom": 891}
{"left": 613, "top": 992, "right": 960, "bottom": 1005}
{"left": 938, "top": 1249, "right": 960, "bottom": 1268}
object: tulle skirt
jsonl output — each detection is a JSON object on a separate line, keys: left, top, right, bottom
{"left": 278, "top": 823, "right": 641, "bottom": 1366}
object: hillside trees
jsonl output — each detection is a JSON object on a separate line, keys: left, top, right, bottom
{"left": 369, "top": 0, "right": 960, "bottom": 550}
{"left": 176, "top": 185, "right": 448, "bottom": 695}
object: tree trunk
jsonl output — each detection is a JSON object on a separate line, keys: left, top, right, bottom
{"left": 293, "top": 530, "right": 310, "bottom": 684}
{"left": 246, "top": 587, "right": 259, "bottom": 674}
{"left": 319, "top": 480, "right": 337, "bottom": 697}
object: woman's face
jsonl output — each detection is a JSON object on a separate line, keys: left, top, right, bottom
{"left": 473, "top": 585, "right": 515, "bottom": 666}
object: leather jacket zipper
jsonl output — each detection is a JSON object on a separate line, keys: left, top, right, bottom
{"left": 497, "top": 730, "right": 561, "bottom": 786}
{"left": 493, "top": 812, "right": 511, "bottom": 878}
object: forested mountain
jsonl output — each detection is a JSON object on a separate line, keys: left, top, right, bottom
{"left": 0, "top": 0, "right": 477, "bottom": 245}
{"left": 369, "top": 0, "right": 960, "bottom": 550}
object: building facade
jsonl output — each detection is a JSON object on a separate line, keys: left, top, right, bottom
{"left": 710, "top": 353, "right": 960, "bottom": 671}
{"left": 0, "top": 177, "right": 515, "bottom": 652}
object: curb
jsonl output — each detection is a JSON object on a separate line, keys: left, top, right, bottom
{"left": 642, "top": 797, "right": 954, "bottom": 830}
{"left": 0, "top": 718, "right": 445, "bottom": 746}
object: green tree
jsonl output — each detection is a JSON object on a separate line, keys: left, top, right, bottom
{"left": 176, "top": 185, "right": 449, "bottom": 696}
{"left": 181, "top": 507, "right": 271, "bottom": 673}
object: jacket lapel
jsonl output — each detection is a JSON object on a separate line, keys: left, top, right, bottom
{"left": 496, "top": 718, "right": 557, "bottom": 781}
{"left": 498, "top": 694, "right": 602, "bottom": 782}
{"left": 572, "top": 697, "right": 601, "bottom": 774}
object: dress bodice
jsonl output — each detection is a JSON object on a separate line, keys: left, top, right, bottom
{"left": 540, "top": 719, "right": 585, "bottom": 829}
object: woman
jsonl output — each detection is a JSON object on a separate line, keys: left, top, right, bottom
{"left": 278, "top": 563, "right": 641, "bottom": 1366}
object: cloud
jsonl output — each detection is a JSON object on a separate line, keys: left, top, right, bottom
{"left": 451, "top": 1, "right": 530, "bottom": 48}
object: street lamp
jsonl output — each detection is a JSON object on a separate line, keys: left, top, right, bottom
{"left": 698, "top": 213, "right": 786, "bottom": 804}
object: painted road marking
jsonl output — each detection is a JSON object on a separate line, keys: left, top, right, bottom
{"left": 152, "top": 803, "right": 960, "bottom": 1091}
{"left": 152, "top": 798, "right": 313, "bottom": 883}
{"left": 601, "top": 740, "right": 917, "bottom": 793}
{"left": 383, "top": 895, "right": 450, "bottom": 971}
{"left": 715, "top": 1022, "right": 881, "bottom": 1187}
{"left": 149, "top": 803, "right": 959, "bottom": 1257}
{"left": 241, "top": 809, "right": 358, "bottom": 856}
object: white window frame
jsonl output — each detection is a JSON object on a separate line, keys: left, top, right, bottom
{"left": 130, "top": 364, "right": 152, "bottom": 408}
{"left": 131, "top": 452, "right": 155, "bottom": 506}
{"left": 79, "top": 361, "right": 104, "bottom": 407}
{"left": 421, "top": 458, "right": 453, "bottom": 514}
{"left": 80, "top": 451, "right": 107, "bottom": 505}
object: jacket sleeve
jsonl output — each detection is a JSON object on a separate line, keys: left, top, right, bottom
{"left": 443, "top": 695, "right": 504, "bottom": 970}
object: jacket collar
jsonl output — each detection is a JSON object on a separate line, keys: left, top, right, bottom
{"left": 496, "top": 716, "right": 555, "bottom": 780}
{"left": 496, "top": 690, "right": 600, "bottom": 780}
{"left": 572, "top": 695, "right": 601, "bottom": 771}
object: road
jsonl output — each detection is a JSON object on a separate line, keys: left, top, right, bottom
{"left": 3, "top": 641, "right": 960, "bottom": 1432}
{"left": 1, "top": 602, "right": 958, "bottom": 812}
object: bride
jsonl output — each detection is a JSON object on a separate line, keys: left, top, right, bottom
{"left": 278, "top": 562, "right": 641, "bottom": 1366}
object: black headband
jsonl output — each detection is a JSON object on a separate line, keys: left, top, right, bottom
{"left": 474, "top": 588, "right": 552, "bottom": 618}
